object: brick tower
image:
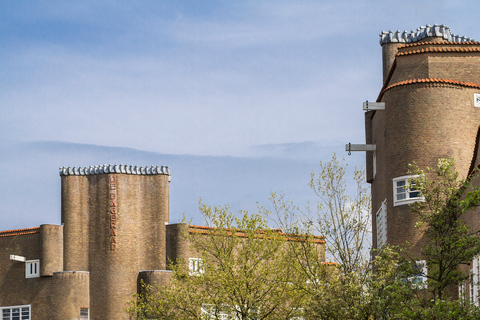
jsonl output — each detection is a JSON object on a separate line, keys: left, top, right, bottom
{"left": 61, "top": 164, "right": 171, "bottom": 319}
{"left": 363, "top": 24, "right": 480, "bottom": 256}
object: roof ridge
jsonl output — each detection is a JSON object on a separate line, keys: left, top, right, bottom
{"left": 399, "top": 41, "right": 480, "bottom": 48}
{"left": 397, "top": 46, "right": 480, "bottom": 56}
{"left": 0, "top": 226, "right": 40, "bottom": 234}
{"left": 188, "top": 224, "right": 325, "bottom": 239}
{"left": 0, "top": 227, "right": 40, "bottom": 238}
{"left": 380, "top": 78, "right": 480, "bottom": 97}
{"left": 188, "top": 229, "right": 326, "bottom": 243}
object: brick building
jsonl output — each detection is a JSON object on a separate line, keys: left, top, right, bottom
{"left": 0, "top": 164, "right": 326, "bottom": 319}
{"left": 358, "top": 24, "right": 480, "bottom": 297}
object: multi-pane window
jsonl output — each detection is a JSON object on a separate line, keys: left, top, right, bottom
{"left": 201, "top": 304, "right": 229, "bottom": 320}
{"left": 1, "top": 305, "right": 30, "bottom": 320}
{"left": 376, "top": 199, "right": 387, "bottom": 248}
{"left": 408, "top": 260, "right": 427, "bottom": 288}
{"left": 189, "top": 258, "right": 204, "bottom": 276}
{"left": 80, "top": 308, "right": 89, "bottom": 320}
{"left": 393, "top": 175, "right": 423, "bottom": 206}
{"left": 201, "top": 304, "right": 261, "bottom": 319}
{"left": 25, "top": 260, "right": 39, "bottom": 278}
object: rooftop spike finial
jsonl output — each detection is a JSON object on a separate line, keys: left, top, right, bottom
{"left": 379, "top": 24, "right": 475, "bottom": 45}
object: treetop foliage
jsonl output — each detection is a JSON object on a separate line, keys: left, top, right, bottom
{"left": 128, "top": 155, "right": 480, "bottom": 319}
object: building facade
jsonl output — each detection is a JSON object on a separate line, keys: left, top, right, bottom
{"left": 0, "top": 164, "right": 325, "bottom": 319}
{"left": 363, "top": 24, "right": 480, "bottom": 297}
{"left": 365, "top": 24, "right": 480, "bottom": 253}
{"left": 1, "top": 165, "right": 191, "bottom": 319}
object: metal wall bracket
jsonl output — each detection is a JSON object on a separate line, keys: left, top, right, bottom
{"left": 363, "top": 101, "right": 385, "bottom": 110}
{"left": 10, "top": 255, "right": 26, "bottom": 262}
{"left": 346, "top": 143, "right": 376, "bottom": 155}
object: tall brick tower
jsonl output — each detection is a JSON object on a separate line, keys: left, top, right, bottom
{"left": 363, "top": 24, "right": 480, "bottom": 256}
{"left": 60, "top": 164, "right": 171, "bottom": 319}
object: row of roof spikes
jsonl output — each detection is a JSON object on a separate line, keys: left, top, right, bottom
{"left": 379, "top": 24, "right": 475, "bottom": 45}
{"left": 59, "top": 164, "right": 171, "bottom": 176}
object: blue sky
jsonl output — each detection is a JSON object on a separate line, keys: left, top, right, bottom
{"left": 1, "top": 1, "right": 479, "bottom": 229}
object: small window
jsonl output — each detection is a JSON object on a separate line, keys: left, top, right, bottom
{"left": 80, "top": 308, "right": 89, "bottom": 320}
{"left": 189, "top": 258, "right": 204, "bottom": 276}
{"left": 25, "top": 260, "right": 39, "bottom": 278}
{"left": 408, "top": 260, "right": 427, "bottom": 288}
{"left": 393, "top": 175, "right": 423, "bottom": 206}
{"left": 1, "top": 305, "right": 30, "bottom": 320}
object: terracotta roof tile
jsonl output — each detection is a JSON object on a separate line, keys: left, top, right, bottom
{"left": 381, "top": 78, "right": 480, "bottom": 97}
{"left": 399, "top": 41, "right": 480, "bottom": 49}
{"left": 397, "top": 46, "right": 480, "bottom": 57}
{"left": 0, "top": 227, "right": 40, "bottom": 238}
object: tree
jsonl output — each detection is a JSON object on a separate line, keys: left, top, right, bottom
{"left": 268, "top": 156, "right": 480, "bottom": 319}
{"left": 268, "top": 154, "right": 374, "bottom": 319}
{"left": 367, "top": 159, "right": 480, "bottom": 319}
{"left": 128, "top": 202, "right": 308, "bottom": 319}
{"left": 397, "top": 159, "right": 480, "bottom": 316}
{"left": 129, "top": 156, "right": 480, "bottom": 319}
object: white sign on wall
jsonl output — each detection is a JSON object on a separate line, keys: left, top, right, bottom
{"left": 475, "top": 94, "right": 480, "bottom": 108}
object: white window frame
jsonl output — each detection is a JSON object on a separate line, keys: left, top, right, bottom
{"left": 1, "top": 305, "right": 31, "bottom": 320}
{"left": 408, "top": 260, "right": 427, "bottom": 288}
{"left": 80, "top": 307, "right": 89, "bottom": 320}
{"left": 201, "top": 304, "right": 230, "bottom": 320}
{"left": 471, "top": 255, "right": 480, "bottom": 306}
{"left": 459, "top": 280, "right": 466, "bottom": 302}
{"left": 376, "top": 199, "right": 387, "bottom": 248}
{"left": 290, "top": 307, "right": 305, "bottom": 320}
{"left": 393, "top": 175, "right": 423, "bottom": 206}
{"left": 474, "top": 93, "right": 480, "bottom": 108}
{"left": 25, "top": 260, "right": 39, "bottom": 278}
{"left": 201, "top": 304, "right": 260, "bottom": 319}
{"left": 189, "top": 258, "right": 204, "bottom": 276}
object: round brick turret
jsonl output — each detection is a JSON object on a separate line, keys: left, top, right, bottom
{"left": 60, "top": 165, "right": 170, "bottom": 319}
{"left": 46, "top": 271, "right": 89, "bottom": 320}
{"left": 370, "top": 26, "right": 480, "bottom": 256}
